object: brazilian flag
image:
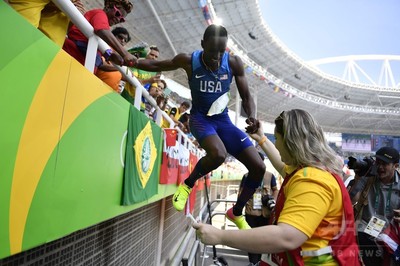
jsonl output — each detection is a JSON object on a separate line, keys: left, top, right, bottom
{"left": 122, "top": 106, "right": 162, "bottom": 205}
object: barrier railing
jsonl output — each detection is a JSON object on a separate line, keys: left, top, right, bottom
{"left": 52, "top": 0, "right": 201, "bottom": 156}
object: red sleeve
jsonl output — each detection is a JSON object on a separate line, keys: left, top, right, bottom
{"left": 86, "top": 9, "right": 110, "bottom": 32}
{"left": 67, "top": 9, "right": 110, "bottom": 42}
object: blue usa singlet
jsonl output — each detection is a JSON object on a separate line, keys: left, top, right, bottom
{"left": 189, "top": 50, "right": 233, "bottom": 115}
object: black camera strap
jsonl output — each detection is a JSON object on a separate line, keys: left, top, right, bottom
{"left": 353, "top": 175, "right": 376, "bottom": 221}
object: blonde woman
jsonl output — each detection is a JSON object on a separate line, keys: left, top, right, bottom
{"left": 194, "top": 109, "right": 360, "bottom": 265}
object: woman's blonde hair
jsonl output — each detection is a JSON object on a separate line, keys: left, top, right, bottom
{"left": 275, "top": 109, "right": 343, "bottom": 175}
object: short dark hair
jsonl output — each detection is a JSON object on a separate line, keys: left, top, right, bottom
{"left": 159, "top": 79, "right": 167, "bottom": 89}
{"left": 112, "top": 27, "right": 131, "bottom": 42}
{"left": 203, "top": 24, "right": 228, "bottom": 41}
{"left": 181, "top": 101, "right": 191, "bottom": 108}
{"left": 149, "top": 45, "right": 159, "bottom": 52}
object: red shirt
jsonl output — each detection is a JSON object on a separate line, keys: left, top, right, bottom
{"left": 68, "top": 9, "right": 110, "bottom": 42}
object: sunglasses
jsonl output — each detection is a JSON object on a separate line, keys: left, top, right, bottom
{"left": 113, "top": 5, "right": 126, "bottom": 23}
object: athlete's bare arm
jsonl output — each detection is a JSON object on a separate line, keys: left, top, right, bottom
{"left": 229, "top": 55, "right": 259, "bottom": 132}
{"left": 135, "top": 53, "right": 192, "bottom": 76}
{"left": 229, "top": 55, "right": 255, "bottom": 118}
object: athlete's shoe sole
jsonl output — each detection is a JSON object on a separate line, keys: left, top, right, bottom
{"left": 226, "top": 207, "right": 251, "bottom": 230}
{"left": 172, "top": 183, "right": 192, "bottom": 211}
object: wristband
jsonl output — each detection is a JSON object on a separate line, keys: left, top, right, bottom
{"left": 258, "top": 136, "right": 267, "bottom": 146}
{"left": 103, "top": 49, "right": 113, "bottom": 61}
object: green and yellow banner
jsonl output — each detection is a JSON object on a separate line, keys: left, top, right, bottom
{"left": 122, "top": 106, "right": 163, "bottom": 205}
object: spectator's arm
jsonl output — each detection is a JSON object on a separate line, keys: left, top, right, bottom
{"left": 139, "top": 73, "right": 161, "bottom": 85}
{"left": 95, "top": 29, "right": 135, "bottom": 66}
{"left": 98, "top": 58, "right": 118, "bottom": 71}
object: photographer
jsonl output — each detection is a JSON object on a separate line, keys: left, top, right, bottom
{"left": 352, "top": 147, "right": 400, "bottom": 266}
{"left": 239, "top": 152, "right": 278, "bottom": 266}
{"left": 347, "top": 155, "right": 376, "bottom": 200}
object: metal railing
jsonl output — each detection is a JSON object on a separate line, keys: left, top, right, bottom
{"left": 170, "top": 197, "right": 246, "bottom": 266}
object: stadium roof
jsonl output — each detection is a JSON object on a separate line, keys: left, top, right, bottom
{"left": 85, "top": 0, "right": 400, "bottom": 136}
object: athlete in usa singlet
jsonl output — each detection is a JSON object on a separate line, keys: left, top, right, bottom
{"left": 188, "top": 50, "right": 252, "bottom": 157}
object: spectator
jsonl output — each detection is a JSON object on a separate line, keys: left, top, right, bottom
{"left": 193, "top": 109, "right": 360, "bottom": 265}
{"left": 131, "top": 45, "right": 161, "bottom": 85}
{"left": 111, "top": 26, "right": 131, "bottom": 46}
{"left": 122, "top": 45, "right": 161, "bottom": 104}
{"left": 133, "top": 24, "right": 266, "bottom": 230}
{"left": 62, "top": 0, "right": 136, "bottom": 73}
{"left": 178, "top": 113, "right": 191, "bottom": 135}
{"left": 151, "top": 94, "right": 168, "bottom": 123}
{"left": 143, "top": 80, "right": 166, "bottom": 116}
{"left": 239, "top": 152, "right": 278, "bottom": 266}
{"left": 352, "top": 146, "right": 400, "bottom": 266}
{"left": 8, "top": 0, "right": 86, "bottom": 46}
{"left": 96, "top": 26, "right": 131, "bottom": 93}
{"left": 161, "top": 101, "right": 190, "bottom": 129}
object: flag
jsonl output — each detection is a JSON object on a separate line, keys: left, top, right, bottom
{"left": 185, "top": 151, "right": 200, "bottom": 213}
{"left": 177, "top": 144, "right": 190, "bottom": 185}
{"left": 159, "top": 129, "right": 179, "bottom": 184}
{"left": 185, "top": 184, "right": 197, "bottom": 214}
{"left": 377, "top": 221, "right": 400, "bottom": 264}
{"left": 197, "top": 177, "right": 205, "bottom": 191}
{"left": 122, "top": 106, "right": 162, "bottom": 205}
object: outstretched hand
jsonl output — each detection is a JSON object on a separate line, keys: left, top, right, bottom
{"left": 123, "top": 53, "right": 137, "bottom": 67}
{"left": 245, "top": 117, "right": 260, "bottom": 134}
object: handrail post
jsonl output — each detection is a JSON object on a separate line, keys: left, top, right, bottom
{"left": 85, "top": 36, "right": 98, "bottom": 73}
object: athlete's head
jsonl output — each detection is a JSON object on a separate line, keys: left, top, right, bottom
{"left": 201, "top": 24, "right": 228, "bottom": 64}
{"left": 274, "top": 109, "right": 343, "bottom": 175}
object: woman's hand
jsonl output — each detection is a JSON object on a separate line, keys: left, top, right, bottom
{"left": 248, "top": 121, "right": 265, "bottom": 142}
{"left": 192, "top": 222, "right": 222, "bottom": 246}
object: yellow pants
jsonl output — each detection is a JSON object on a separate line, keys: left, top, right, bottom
{"left": 8, "top": 0, "right": 70, "bottom": 46}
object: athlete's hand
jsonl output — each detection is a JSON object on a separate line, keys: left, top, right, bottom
{"left": 192, "top": 222, "right": 222, "bottom": 246}
{"left": 123, "top": 53, "right": 137, "bottom": 67}
{"left": 245, "top": 117, "right": 260, "bottom": 134}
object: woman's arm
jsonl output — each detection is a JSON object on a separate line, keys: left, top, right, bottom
{"left": 249, "top": 124, "right": 285, "bottom": 176}
{"left": 193, "top": 222, "right": 307, "bottom": 254}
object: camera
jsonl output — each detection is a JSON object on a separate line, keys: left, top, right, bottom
{"left": 348, "top": 156, "right": 377, "bottom": 177}
{"left": 262, "top": 195, "right": 276, "bottom": 210}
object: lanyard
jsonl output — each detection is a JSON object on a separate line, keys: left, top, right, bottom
{"left": 374, "top": 182, "right": 393, "bottom": 215}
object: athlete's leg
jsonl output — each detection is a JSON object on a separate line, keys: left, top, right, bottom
{"left": 184, "top": 134, "right": 226, "bottom": 187}
{"left": 173, "top": 115, "right": 227, "bottom": 211}
{"left": 217, "top": 116, "right": 266, "bottom": 217}
{"left": 233, "top": 146, "right": 266, "bottom": 216}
